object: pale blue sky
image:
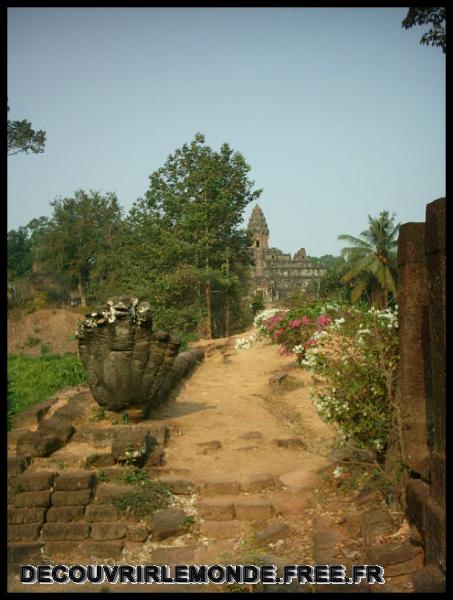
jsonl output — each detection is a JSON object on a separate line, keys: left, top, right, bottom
{"left": 7, "top": 7, "right": 445, "bottom": 256}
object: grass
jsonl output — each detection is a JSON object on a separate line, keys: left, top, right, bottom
{"left": 112, "top": 481, "right": 172, "bottom": 518}
{"left": 7, "top": 352, "right": 86, "bottom": 424}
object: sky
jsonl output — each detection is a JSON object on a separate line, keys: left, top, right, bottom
{"left": 7, "top": 7, "right": 445, "bottom": 257}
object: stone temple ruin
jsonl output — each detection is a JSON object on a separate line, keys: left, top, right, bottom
{"left": 248, "top": 204, "right": 325, "bottom": 304}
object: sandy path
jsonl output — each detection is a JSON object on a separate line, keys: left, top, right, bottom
{"left": 151, "top": 332, "right": 336, "bottom": 487}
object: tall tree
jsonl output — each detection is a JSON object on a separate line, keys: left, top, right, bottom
{"left": 7, "top": 226, "right": 33, "bottom": 279}
{"left": 402, "top": 7, "right": 446, "bottom": 53}
{"left": 7, "top": 105, "right": 47, "bottom": 156}
{"left": 338, "top": 211, "right": 400, "bottom": 307}
{"left": 130, "top": 133, "right": 261, "bottom": 338}
{"left": 35, "top": 190, "right": 123, "bottom": 306}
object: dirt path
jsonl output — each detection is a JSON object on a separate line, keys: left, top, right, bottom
{"left": 152, "top": 331, "right": 335, "bottom": 484}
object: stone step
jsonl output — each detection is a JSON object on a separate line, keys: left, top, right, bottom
{"left": 197, "top": 495, "right": 274, "bottom": 521}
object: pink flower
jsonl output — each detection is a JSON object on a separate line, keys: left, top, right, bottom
{"left": 263, "top": 314, "right": 284, "bottom": 331}
{"left": 288, "top": 319, "right": 303, "bottom": 328}
{"left": 302, "top": 316, "right": 311, "bottom": 325}
{"left": 305, "top": 338, "right": 316, "bottom": 347}
{"left": 317, "top": 315, "right": 331, "bottom": 326}
{"left": 272, "top": 328, "right": 285, "bottom": 340}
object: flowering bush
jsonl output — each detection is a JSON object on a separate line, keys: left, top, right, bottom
{"left": 303, "top": 305, "right": 399, "bottom": 456}
{"left": 255, "top": 303, "right": 338, "bottom": 363}
{"left": 234, "top": 335, "right": 257, "bottom": 350}
{"left": 253, "top": 308, "right": 288, "bottom": 332}
{"left": 256, "top": 302, "right": 399, "bottom": 458}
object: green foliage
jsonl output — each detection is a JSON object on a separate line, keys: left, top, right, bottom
{"left": 7, "top": 227, "right": 33, "bottom": 279}
{"left": 306, "top": 256, "right": 351, "bottom": 302}
{"left": 120, "top": 133, "right": 261, "bottom": 337}
{"left": 9, "top": 134, "right": 261, "bottom": 339}
{"left": 339, "top": 211, "right": 400, "bottom": 307}
{"left": 258, "top": 301, "right": 399, "bottom": 460}
{"left": 178, "top": 332, "right": 199, "bottom": 352}
{"left": 40, "top": 344, "right": 50, "bottom": 356}
{"left": 7, "top": 353, "right": 86, "bottom": 416}
{"left": 112, "top": 481, "right": 172, "bottom": 518}
{"left": 7, "top": 106, "right": 46, "bottom": 156}
{"left": 182, "top": 515, "right": 196, "bottom": 527}
{"left": 250, "top": 293, "right": 265, "bottom": 315}
{"left": 122, "top": 467, "right": 150, "bottom": 486}
{"left": 97, "top": 470, "right": 110, "bottom": 483}
{"left": 33, "top": 190, "right": 124, "bottom": 306}
{"left": 84, "top": 454, "right": 101, "bottom": 469}
{"left": 402, "top": 7, "right": 446, "bottom": 52}
{"left": 90, "top": 406, "right": 106, "bottom": 422}
{"left": 7, "top": 379, "right": 15, "bottom": 432}
{"left": 301, "top": 304, "right": 399, "bottom": 458}
{"left": 25, "top": 334, "right": 41, "bottom": 348}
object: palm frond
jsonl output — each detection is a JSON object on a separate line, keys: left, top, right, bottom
{"left": 368, "top": 260, "right": 396, "bottom": 294}
{"left": 342, "top": 254, "right": 375, "bottom": 282}
{"left": 351, "top": 277, "right": 370, "bottom": 303}
{"left": 337, "top": 234, "right": 372, "bottom": 249}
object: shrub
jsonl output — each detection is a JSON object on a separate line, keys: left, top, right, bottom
{"left": 112, "top": 481, "right": 172, "bottom": 518}
{"left": 122, "top": 467, "right": 150, "bottom": 486}
{"left": 25, "top": 334, "right": 41, "bottom": 348}
{"left": 302, "top": 305, "right": 399, "bottom": 458}
{"left": 40, "top": 343, "right": 50, "bottom": 355}
{"left": 258, "top": 302, "right": 399, "bottom": 460}
{"left": 254, "top": 302, "right": 338, "bottom": 363}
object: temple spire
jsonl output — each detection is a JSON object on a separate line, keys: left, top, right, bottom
{"left": 248, "top": 204, "right": 269, "bottom": 249}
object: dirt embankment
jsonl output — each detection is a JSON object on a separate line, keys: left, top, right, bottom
{"left": 8, "top": 308, "right": 82, "bottom": 356}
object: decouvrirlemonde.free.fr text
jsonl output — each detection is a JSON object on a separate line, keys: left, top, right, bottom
{"left": 21, "top": 564, "right": 385, "bottom": 585}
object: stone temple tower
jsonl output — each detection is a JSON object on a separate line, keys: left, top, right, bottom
{"left": 247, "top": 203, "right": 324, "bottom": 306}
{"left": 248, "top": 204, "right": 269, "bottom": 249}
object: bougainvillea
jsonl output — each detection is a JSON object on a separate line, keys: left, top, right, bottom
{"left": 255, "top": 302, "right": 399, "bottom": 457}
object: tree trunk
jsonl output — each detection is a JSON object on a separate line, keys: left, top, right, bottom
{"left": 224, "top": 247, "right": 230, "bottom": 338}
{"left": 225, "top": 294, "right": 230, "bottom": 338}
{"left": 205, "top": 282, "right": 212, "bottom": 339}
{"left": 205, "top": 255, "right": 212, "bottom": 339}
{"left": 78, "top": 281, "right": 87, "bottom": 307}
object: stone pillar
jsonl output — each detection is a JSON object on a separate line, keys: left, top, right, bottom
{"left": 424, "top": 198, "right": 446, "bottom": 572}
{"left": 397, "top": 198, "right": 446, "bottom": 586}
{"left": 397, "top": 222, "right": 431, "bottom": 480}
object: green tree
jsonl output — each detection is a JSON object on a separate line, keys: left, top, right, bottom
{"left": 7, "top": 106, "right": 47, "bottom": 156}
{"left": 338, "top": 211, "right": 400, "bottom": 307}
{"left": 129, "top": 133, "right": 261, "bottom": 338}
{"left": 7, "top": 226, "right": 33, "bottom": 279}
{"left": 402, "top": 7, "right": 446, "bottom": 53}
{"left": 307, "top": 255, "right": 351, "bottom": 301}
{"left": 35, "top": 190, "right": 123, "bottom": 306}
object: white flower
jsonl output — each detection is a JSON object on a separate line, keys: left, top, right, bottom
{"left": 235, "top": 337, "right": 253, "bottom": 350}
{"left": 333, "top": 466, "right": 344, "bottom": 479}
{"left": 357, "top": 328, "right": 371, "bottom": 335}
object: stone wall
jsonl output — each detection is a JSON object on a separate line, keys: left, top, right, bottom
{"left": 248, "top": 204, "right": 324, "bottom": 303}
{"left": 396, "top": 197, "right": 445, "bottom": 589}
{"left": 250, "top": 248, "right": 324, "bottom": 303}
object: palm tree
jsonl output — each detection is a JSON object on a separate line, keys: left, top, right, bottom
{"left": 338, "top": 211, "right": 400, "bottom": 307}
